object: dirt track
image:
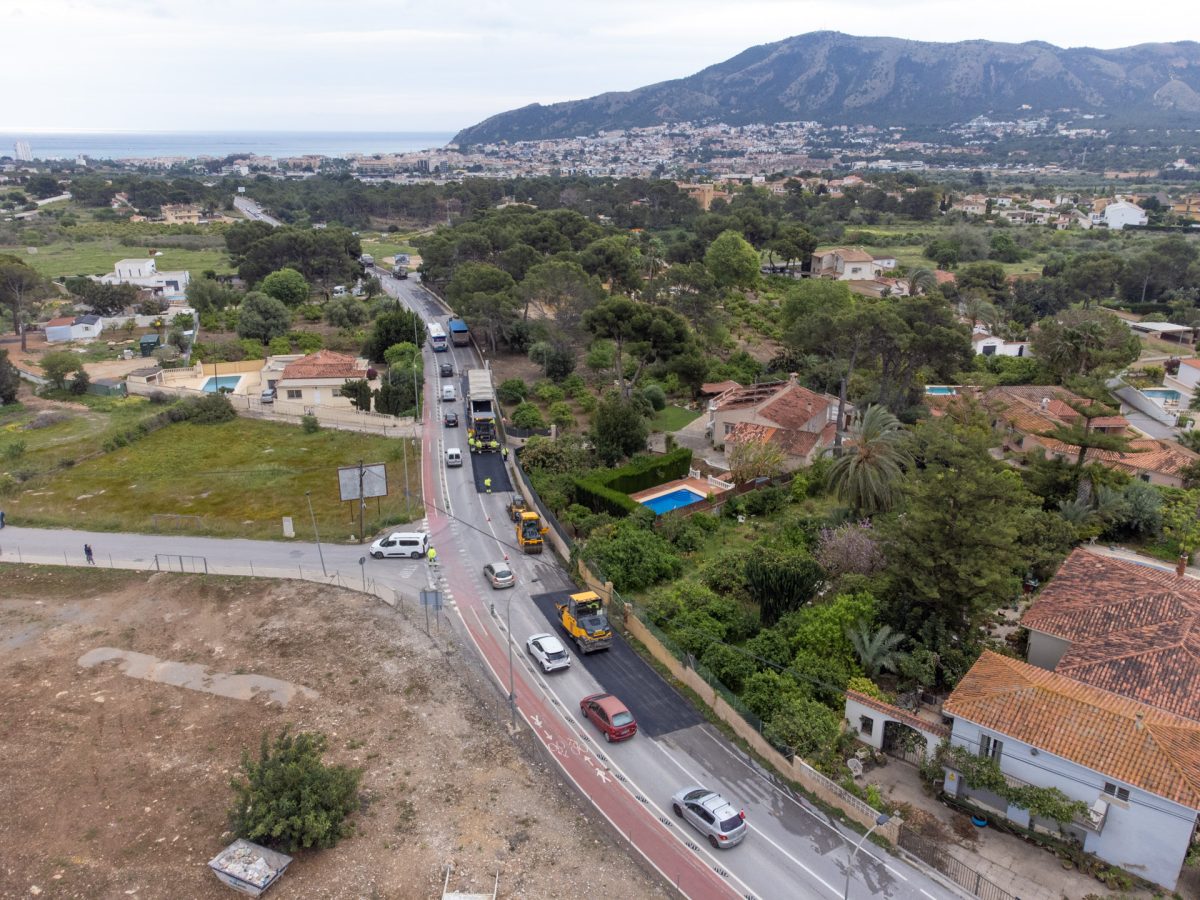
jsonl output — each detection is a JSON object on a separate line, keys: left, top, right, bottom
{"left": 0, "top": 566, "right": 666, "bottom": 899}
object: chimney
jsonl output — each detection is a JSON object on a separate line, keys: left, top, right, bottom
{"left": 1041, "top": 397, "right": 1050, "bottom": 409}
{"left": 1135, "top": 713, "right": 1144, "bottom": 732}
{"left": 1178, "top": 553, "right": 1190, "bottom": 578}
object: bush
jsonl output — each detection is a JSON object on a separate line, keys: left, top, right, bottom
{"left": 583, "top": 519, "right": 682, "bottom": 592}
{"left": 69, "top": 369, "right": 91, "bottom": 395}
{"left": 182, "top": 393, "right": 237, "bottom": 424}
{"left": 534, "top": 381, "right": 565, "bottom": 404}
{"left": 745, "top": 548, "right": 824, "bottom": 626}
{"left": 548, "top": 401, "right": 575, "bottom": 430}
{"left": 301, "top": 414, "right": 321, "bottom": 433}
{"left": 229, "top": 728, "right": 362, "bottom": 852}
{"left": 511, "top": 402, "right": 545, "bottom": 430}
{"left": 268, "top": 335, "right": 292, "bottom": 356}
{"left": 497, "top": 378, "right": 528, "bottom": 405}
{"left": 641, "top": 384, "right": 667, "bottom": 411}
{"left": 293, "top": 331, "right": 324, "bottom": 353}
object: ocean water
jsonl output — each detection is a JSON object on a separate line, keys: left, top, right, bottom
{"left": 2, "top": 131, "right": 454, "bottom": 161}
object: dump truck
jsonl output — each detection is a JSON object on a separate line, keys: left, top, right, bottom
{"left": 515, "top": 510, "right": 548, "bottom": 553}
{"left": 556, "top": 591, "right": 612, "bottom": 653}
{"left": 506, "top": 496, "right": 528, "bottom": 522}
{"left": 466, "top": 368, "right": 500, "bottom": 453}
{"left": 448, "top": 316, "right": 470, "bottom": 347}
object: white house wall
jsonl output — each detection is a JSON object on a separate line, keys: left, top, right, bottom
{"left": 946, "top": 716, "right": 1194, "bottom": 890}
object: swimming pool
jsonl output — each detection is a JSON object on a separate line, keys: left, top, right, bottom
{"left": 640, "top": 488, "right": 707, "bottom": 515}
{"left": 1142, "top": 388, "right": 1181, "bottom": 402}
{"left": 925, "top": 385, "right": 957, "bottom": 396}
{"left": 202, "top": 375, "right": 242, "bottom": 393}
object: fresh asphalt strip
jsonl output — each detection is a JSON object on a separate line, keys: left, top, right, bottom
{"left": 530, "top": 589, "right": 704, "bottom": 738}
{"left": 469, "top": 449, "right": 513, "bottom": 494}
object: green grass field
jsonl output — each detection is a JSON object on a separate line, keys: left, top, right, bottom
{"left": 1, "top": 239, "right": 234, "bottom": 279}
{"left": 652, "top": 405, "right": 702, "bottom": 432}
{"left": 1, "top": 409, "right": 421, "bottom": 541}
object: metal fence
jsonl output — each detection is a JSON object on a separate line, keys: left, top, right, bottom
{"left": 897, "top": 827, "right": 1018, "bottom": 900}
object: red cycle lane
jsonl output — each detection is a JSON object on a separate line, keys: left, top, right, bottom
{"left": 418, "top": 400, "right": 740, "bottom": 900}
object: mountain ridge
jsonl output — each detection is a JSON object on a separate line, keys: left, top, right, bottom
{"left": 452, "top": 31, "right": 1200, "bottom": 145}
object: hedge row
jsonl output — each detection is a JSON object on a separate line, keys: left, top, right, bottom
{"left": 572, "top": 447, "right": 693, "bottom": 517}
{"left": 605, "top": 447, "right": 693, "bottom": 494}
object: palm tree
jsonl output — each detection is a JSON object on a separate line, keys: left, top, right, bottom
{"left": 848, "top": 623, "right": 907, "bottom": 677}
{"left": 827, "top": 405, "right": 911, "bottom": 515}
{"left": 906, "top": 267, "right": 938, "bottom": 297}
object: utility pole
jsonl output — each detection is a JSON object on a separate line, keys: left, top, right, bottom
{"left": 357, "top": 460, "right": 366, "bottom": 544}
{"left": 305, "top": 490, "right": 326, "bottom": 576}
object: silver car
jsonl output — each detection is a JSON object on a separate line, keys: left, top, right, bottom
{"left": 483, "top": 561, "right": 515, "bottom": 589}
{"left": 525, "top": 633, "right": 571, "bottom": 673}
{"left": 671, "top": 786, "right": 748, "bottom": 849}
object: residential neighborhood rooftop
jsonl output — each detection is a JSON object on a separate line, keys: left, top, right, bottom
{"left": 279, "top": 350, "right": 368, "bottom": 381}
{"left": 945, "top": 650, "right": 1200, "bottom": 809}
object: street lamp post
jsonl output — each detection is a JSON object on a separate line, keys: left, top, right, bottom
{"left": 305, "top": 490, "right": 327, "bottom": 576}
{"left": 844, "top": 813, "right": 891, "bottom": 900}
{"left": 506, "top": 591, "right": 516, "bottom": 724}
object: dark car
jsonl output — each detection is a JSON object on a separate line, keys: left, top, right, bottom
{"left": 444, "top": 411, "right": 458, "bottom": 427}
{"left": 440, "top": 362, "right": 454, "bottom": 378}
{"left": 579, "top": 693, "right": 637, "bottom": 742}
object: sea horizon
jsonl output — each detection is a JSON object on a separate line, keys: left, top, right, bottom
{"left": 1, "top": 130, "right": 456, "bottom": 161}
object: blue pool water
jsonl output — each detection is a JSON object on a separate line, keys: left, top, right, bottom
{"left": 925, "top": 386, "right": 957, "bottom": 396}
{"left": 641, "top": 488, "right": 707, "bottom": 515}
{"left": 1143, "top": 388, "right": 1180, "bottom": 402}
{"left": 202, "top": 375, "right": 242, "bottom": 393}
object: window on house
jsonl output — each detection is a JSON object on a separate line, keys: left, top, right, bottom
{"left": 724, "top": 423, "right": 734, "bottom": 436}
{"left": 981, "top": 345, "right": 996, "bottom": 356}
{"left": 859, "top": 716, "right": 874, "bottom": 736}
{"left": 1103, "top": 783, "right": 1130, "bottom": 802}
{"left": 286, "top": 389, "right": 302, "bottom": 400}
{"left": 979, "top": 734, "right": 1004, "bottom": 762}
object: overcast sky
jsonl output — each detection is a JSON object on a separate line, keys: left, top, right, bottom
{"left": 5, "top": 0, "right": 1188, "bottom": 133}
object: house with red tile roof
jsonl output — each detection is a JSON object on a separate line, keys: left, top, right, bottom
{"left": 270, "top": 350, "right": 374, "bottom": 408}
{"left": 943, "top": 650, "right": 1200, "bottom": 891}
{"left": 706, "top": 376, "right": 846, "bottom": 468}
{"left": 1022, "top": 549, "right": 1200, "bottom": 718}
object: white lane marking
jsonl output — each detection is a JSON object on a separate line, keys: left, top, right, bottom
{"left": 650, "top": 740, "right": 838, "bottom": 897}
{"left": 695, "top": 728, "right": 914, "bottom": 884}
{"left": 449, "top": 601, "right": 746, "bottom": 900}
{"left": 920, "top": 890, "right": 936, "bottom": 899}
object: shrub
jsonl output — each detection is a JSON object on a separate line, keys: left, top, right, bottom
{"left": 548, "top": 401, "right": 575, "bottom": 430}
{"left": 765, "top": 695, "right": 841, "bottom": 758}
{"left": 301, "top": 414, "right": 321, "bottom": 433}
{"left": 229, "top": 728, "right": 362, "bottom": 852}
{"left": 497, "top": 378, "right": 528, "bottom": 405}
{"left": 69, "top": 369, "right": 90, "bottom": 395}
{"left": 534, "top": 381, "right": 565, "bottom": 404}
{"left": 268, "top": 335, "right": 292, "bottom": 356}
{"left": 641, "top": 384, "right": 667, "bottom": 411}
{"left": 561, "top": 373, "right": 586, "bottom": 396}
{"left": 745, "top": 548, "right": 824, "bottom": 626}
{"left": 182, "top": 393, "right": 237, "bottom": 424}
{"left": 511, "top": 402, "right": 545, "bottom": 430}
{"left": 293, "top": 331, "right": 324, "bottom": 353}
{"left": 583, "top": 519, "right": 682, "bottom": 592}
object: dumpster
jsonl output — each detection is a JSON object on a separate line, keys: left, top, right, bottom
{"left": 208, "top": 839, "right": 292, "bottom": 896}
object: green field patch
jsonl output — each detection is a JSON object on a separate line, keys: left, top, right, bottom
{"left": 2, "top": 239, "right": 234, "bottom": 279}
{"left": 651, "top": 405, "right": 702, "bottom": 433}
{"left": 2, "top": 416, "right": 421, "bottom": 541}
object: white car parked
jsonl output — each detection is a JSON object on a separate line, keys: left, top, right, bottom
{"left": 525, "top": 633, "right": 571, "bottom": 673}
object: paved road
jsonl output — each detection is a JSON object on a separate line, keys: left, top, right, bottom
{"left": 2, "top": 272, "right": 964, "bottom": 900}
{"left": 233, "top": 195, "right": 282, "bottom": 227}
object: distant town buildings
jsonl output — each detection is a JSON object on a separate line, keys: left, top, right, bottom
{"left": 14, "top": 140, "right": 33, "bottom": 162}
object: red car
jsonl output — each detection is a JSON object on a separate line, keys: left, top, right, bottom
{"left": 580, "top": 693, "right": 637, "bottom": 742}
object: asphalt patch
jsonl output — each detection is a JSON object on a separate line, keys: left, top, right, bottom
{"left": 530, "top": 590, "right": 703, "bottom": 738}
{"left": 470, "top": 451, "right": 512, "bottom": 494}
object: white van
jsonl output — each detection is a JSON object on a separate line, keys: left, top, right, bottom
{"left": 369, "top": 532, "right": 429, "bottom": 559}
{"left": 442, "top": 384, "right": 456, "bottom": 402}
{"left": 445, "top": 447, "right": 463, "bottom": 467}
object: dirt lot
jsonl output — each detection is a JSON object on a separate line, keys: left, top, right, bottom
{"left": 0, "top": 566, "right": 667, "bottom": 900}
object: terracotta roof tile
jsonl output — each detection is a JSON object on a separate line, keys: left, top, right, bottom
{"left": 280, "top": 350, "right": 367, "bottom": 381}
{"left": 945, "top": 651, "right": 1200, "bottom": 808}
{"left": 1024, "top": 550, "right": 1200, "bottom": 720}
{"left": 1033, "top": 437, "right": 1198, "bottom": 478}
{"left": 757, "top": 383, "right": 832, "bottom": 430}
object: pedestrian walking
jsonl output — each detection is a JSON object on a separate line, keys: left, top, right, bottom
{"left": 501, "top": 446, "right": 508, "bottom": 461}
{"left": 484, "top": 476, "right": 492, "bottom": 494}
{"left": 84, "top": 543, "right": 95, "bottom": 565}
{"left": 427, "top": 546, "right": 437, "bottom": 565}
{"left": 0, "top": 509, "right": 6, "bottom": 528}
